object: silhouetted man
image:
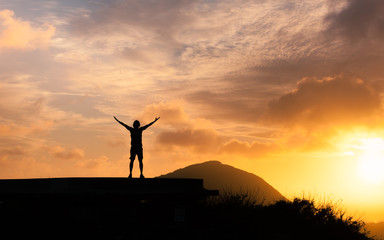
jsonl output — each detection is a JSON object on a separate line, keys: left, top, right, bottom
{"left": 114, "top": 116, "right": 160, "bottom": 178}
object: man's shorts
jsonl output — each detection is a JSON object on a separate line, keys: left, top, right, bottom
{"left": 130, "top": 146, "right": 143, "bottom": 160}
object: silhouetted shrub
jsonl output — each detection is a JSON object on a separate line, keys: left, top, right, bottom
{"left": 195, "top": 193, "right": 374, "bottom": 240}
{"left": 206, "top": 189, "right": 263, "bottom": 208}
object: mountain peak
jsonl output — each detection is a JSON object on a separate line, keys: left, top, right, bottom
{"left": 199, "top": 160, "right": 222, "bottom": 165}
{"left": 157, "top": 160, "right": 285, "bottom": 204}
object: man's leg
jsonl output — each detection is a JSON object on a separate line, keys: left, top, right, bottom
{"left": 138, "top": 158, "right": 144, "bottom": 178}
{"left": 129, "top": 147, "right": 136, "bottom": 178}
{"left": 129, "top": 158, "right": 134, "bottom": 178}
{"left": 138, "top": 147, "right": 144, "bottom": 178}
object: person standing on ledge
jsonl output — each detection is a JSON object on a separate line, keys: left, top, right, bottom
{"left": 114, "top": 116, "right": 160, "bottom": 178}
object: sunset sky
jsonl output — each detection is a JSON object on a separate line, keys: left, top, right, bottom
{"left": 1, "top": 0, "right": 384, "bottom": 222}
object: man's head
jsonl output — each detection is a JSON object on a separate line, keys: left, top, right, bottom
{"left": 133, "top": 120, "right": 140, "bottom": 129}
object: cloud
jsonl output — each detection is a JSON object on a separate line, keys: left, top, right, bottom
{"left": 0, "top": 80, "right": 61, "bottom": 137}
{"left": 43, "top": 145, "right": 85, "bottom": 160}
{"left": 325, "top": 0, "right": 384, "bottom": 43}
{"left": 141, "top": 101, "right": 277, "bottom": 158}
{"left": 75, "top": 155, "right": 109, "bottom": 170}
{"left": 155, "top": 127, "right": 278, "bottom": 159}
{"left": 136, "top": 101, "right": 222, "bottom": 153}
{"left": 138, "top": 100, "right": 189, "bottom": 126}
{"left": 106, "top": 138, "right": 128, "bottom": 148}
{"left": 0, "top": 121, "right": 54, "bottom": 137}
{"left": 67, "top": 0, "right": 331, "bottom": 76}
{"left": 219, "top": 139, "right": 278, "bottom": 158}
{"left": 0, "top": 149, "right": 124, "bottom": 179}
{"left": 171, "top": 0, "right": 384, "bottom": 130}
{"left": 186, "top": 89, "right": 266, "bottom": 123}
{"left": 156, "top": 128, "right": 222, "bottom": 153}
{"left": 0, "top": 145, "right": 25, "bottom": 156}
{"left": 263, "top": 75, "right": 382, "bottom": 127}
{"left": 70, "top": 0, "right": 196, "bottom": 46}
{"left": 0, "top": 9, "right": 55, "bottom": 51}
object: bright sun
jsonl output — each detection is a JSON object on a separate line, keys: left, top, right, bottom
{"left": 357, "top": 138, "right": 384, "bottom": 185}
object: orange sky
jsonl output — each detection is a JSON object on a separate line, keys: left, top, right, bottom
{"left": 1, "top": 0, "right": 384, "bottom": 222}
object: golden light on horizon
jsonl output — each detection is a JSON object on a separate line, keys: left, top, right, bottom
{"left": 357, "top": 138, "right": 384, "bottom": 185}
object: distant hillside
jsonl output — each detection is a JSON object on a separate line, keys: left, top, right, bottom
{"left": 366, "top": 222, "right": 384, "bottom": 240}
{"left": 157, "top": 160, "right": 285, "bottom": 204}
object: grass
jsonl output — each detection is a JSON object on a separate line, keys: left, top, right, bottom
{"left": 194, "top": 192, "right": 374, "bottom": 240}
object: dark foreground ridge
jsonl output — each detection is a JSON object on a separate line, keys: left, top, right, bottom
{"left": 0, "top": 178, "right": 373, "bottom": 240}
{"left": 0, "top": 177, "right": 218, "bottom": 198}
{"left": 0, "top": 178, "right": 218, "bottom": 240}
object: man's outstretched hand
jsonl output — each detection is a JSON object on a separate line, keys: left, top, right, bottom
{"left": 155, "top": 117, "right": 160, "bottom": 121}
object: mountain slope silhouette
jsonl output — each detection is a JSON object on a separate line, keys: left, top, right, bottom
{"left": 157, "top": 160, "right": 285, "bottom": 204}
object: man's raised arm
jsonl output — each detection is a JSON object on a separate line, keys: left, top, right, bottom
{"left": 141, "top": 117, "right": 160, "bottom": 130}
{"left": 114, "top": 116, "right": 132, "bottom": 130}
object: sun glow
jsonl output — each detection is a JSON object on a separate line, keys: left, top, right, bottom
{"left": 357, "top": 138, "right": 384, "bottom": 185}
